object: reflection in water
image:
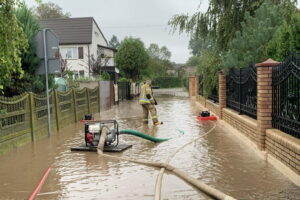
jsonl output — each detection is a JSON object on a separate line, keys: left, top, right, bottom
{"left": 0, "top": 95, "right": 299, "bottom": 200}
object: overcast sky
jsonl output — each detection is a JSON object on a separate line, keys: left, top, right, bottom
{"left": 24, "top": 0, "right": 208, "bottom": 64}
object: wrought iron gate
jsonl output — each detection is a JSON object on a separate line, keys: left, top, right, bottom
{"left": 272, "top": 54, "right": 300, "bottom": 138}
{"left": 226, "top": 63, "right": 257, "bottom": 119}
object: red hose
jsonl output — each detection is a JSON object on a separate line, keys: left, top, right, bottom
{"left": 28, "top": 167, "right": 51, "bottom": 200}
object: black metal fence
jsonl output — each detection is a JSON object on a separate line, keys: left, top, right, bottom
{"left": 118, "top": 82, "right": 131, "bottom": 100}
{"left": 226, "top": 63, "right": 257, "bottom": 119}
{"left": 208, "top": 86, "right": 219, "bottom": 103}
{"left": 272, "top": 53, "right": 300, "bottom": 139}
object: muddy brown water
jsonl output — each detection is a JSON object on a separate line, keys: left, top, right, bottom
{"left": 0, "top": 95, "right": 299, "bottom": 200}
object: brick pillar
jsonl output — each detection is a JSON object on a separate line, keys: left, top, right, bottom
{"left": 189, "top": 76, "right": 196, "bottom": 97}
{"left": 218, "top": 71, "right": 226, "bottom": 119}
{"left": 256, "top": 58, "right": 280, "bottom": 150}
{"left": 195, "top": 76, "right": 199, "bottom": 97}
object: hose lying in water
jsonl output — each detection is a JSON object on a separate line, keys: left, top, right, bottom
{"left": 28, "top": 167, "right": 51, "bottom": 200}
{"left": 98, "top": 125, "right": 237, "bottom": 200}
{"left": 119, "top": 129, "right": 170, "bottom": 142}
{"left": 155, "top": 123, "right": 219, "bottom": 200}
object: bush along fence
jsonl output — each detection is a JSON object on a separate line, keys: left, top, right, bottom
{"left": 152, "top": 76, "right": 183, "bottom": 88}
{"left": 189, "top": 53, "right": 300, "bottom": 177}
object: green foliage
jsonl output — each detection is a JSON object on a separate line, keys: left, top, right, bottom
{"left": 183, "top": 77, "right": 189, "bottom": 89}
{"left": 186, "top": 56, "right": 201, "bottom": 66}
{"left": 0, "top": 0, "right": 28, "bottom": 93}
{"left": 15, "top": 5, "right": 40, "bottom": 74}
{"left": 198, "top": 49, "right": 221, "bottom": 97}
{"left": 267, "top": 12, "right": 300, "bottom": 60}
{"left": 223, "top": 1, "right": 285, "bottom": 69}
{"left": 108, "top": 35, "right": 120, "bottom": 49}
{"left": 2, "top": 5, "right": 42, "bottom": 95}
{"left": 169, "top": 0, "right": 296, "bottom": 52}
{"left": 115, "top": 37, "right": 149, "bottom": 81}
{"left": 118, "top": 77, "right": 130, "bottom": 82}
{"left": 101, "top": 72, "right": 110, "bottom": 81}
{"left": 147, "top": 43, "right": 173, "bottom": 77}
{"left": 152, "top": 77, "right": 182, "bottom": 88}
{"left": 32, "top": 2, "right": 71, "bottom": 19}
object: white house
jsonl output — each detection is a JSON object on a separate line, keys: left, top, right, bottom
{"left": 40, "top": 17, "right": 118, "bottom": 80}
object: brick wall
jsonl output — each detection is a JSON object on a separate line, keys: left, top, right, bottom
{"left": 198, "top": 95, "right": 206, "bottom": 106}
{"left": 222, "top": 108, "right": 257, "bottom": 143}
{"left": 206, "top": 100, "right": 220, "bottom": 116}
{"left": 266, "top": 129, "right": 300, "bottom": 175}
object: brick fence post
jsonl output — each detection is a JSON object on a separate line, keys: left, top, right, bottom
{"left": 218, "top": 71, "right": 226, "bottom": 119}
{"left": 195, "top": 76, "right": 199, "bottom": 97}
{"left": 256, "top": 58, "right": 280, "bottom": 150}
{"left": 189, "top": 76, "right": 196, "bottom": 97}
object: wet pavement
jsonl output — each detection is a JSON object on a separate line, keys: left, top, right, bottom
{"left": 0, "top": 95, "right": 299, "bottom": 200}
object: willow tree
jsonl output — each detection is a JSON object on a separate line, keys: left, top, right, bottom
{"left": 169, "top": 0, "right": 297, "bottom": 51}
{"left": 0, "top": 0, "right": 28, "bottom": 92}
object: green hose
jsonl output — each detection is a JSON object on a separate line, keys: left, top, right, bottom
{"left": 119, "top": 129, "right": 170, "bottom": 143}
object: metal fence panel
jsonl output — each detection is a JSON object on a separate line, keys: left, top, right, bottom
{"left": 272, "top": 53, "right": 300, "bottom": 139}
{"left": 118, "top": 82, "right": 131, "bottom": 100}
{"left": 226, "top": 63, "right": 257, "bottom": 119}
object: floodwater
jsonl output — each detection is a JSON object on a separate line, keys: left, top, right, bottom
{"left": 0, "top": 94, "right": 299, "bottom": 200}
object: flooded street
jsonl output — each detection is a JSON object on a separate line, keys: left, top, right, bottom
{"left": 0, "top": 95, "right": 299, "bottom": 200}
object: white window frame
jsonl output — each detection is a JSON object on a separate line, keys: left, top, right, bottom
{"left": 60, "top": 47, "right": 78, "bottom": 59}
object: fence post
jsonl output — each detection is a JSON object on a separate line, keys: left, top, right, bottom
{"left": 86, "top": 88, "right": 91, "bottom": 114}
{"left": 72, "top": 88, "right": 78, "bottom": 122}
{"left": 239, "top": 68, "right": 242, "bottom": 114}
{"left": 256, "top": 58, "right": 280, "bottom": 150}
{"left": 218, "top": 71, "right": 226, "bottom": 119}
{"left": 98, "top": 82, "right": 101, "bottom": 114}
{"left": 195, "top": 76, "right": 199, "bottom": 97}
{"left": 53, "top": 89, "right": 60, "bottom": 131}
{"left": 189, "top": 76, "right": 196, "bottom": 97}
{"left": 29, "top": 92, "right": 35, "bottom": 141}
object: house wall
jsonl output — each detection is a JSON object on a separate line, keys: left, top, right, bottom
{"left": 91, "top": 21, "right": 108, "bottom": 55}
{"left": 91, "top": 21, "right": 115, "bottom": 67}
{"left": 60, "top": 20, "right": 115, "bottom": 78}
{"left": 60, "top": 44, "right": 90, "bottom": 77}
{"left": 103, "top": 49, "right": 115, "bottom": 66}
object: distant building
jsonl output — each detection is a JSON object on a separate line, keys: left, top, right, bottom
{"left": 40, "top": 17, "right": 118, "bottom": 80}
{"left": 184, "top": 66, "right": 197, "bottom": 76}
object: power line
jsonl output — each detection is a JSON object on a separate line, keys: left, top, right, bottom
{"left": 102, "top": 24, "right": 168, "bottom": 29}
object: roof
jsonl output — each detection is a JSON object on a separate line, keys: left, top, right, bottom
{"left": 98, "top": 45, "right": 117, "bottom": 52}
{"left": 40, "top": 17, "right": 108, "bottom": 45}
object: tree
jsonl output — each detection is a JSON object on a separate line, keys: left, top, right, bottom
{"left": 147, "top": 43, "right": 173, "bottom": 77}
{"left": 0, "top": 0, "right": 28, "bottom": 93}
{"left": 186, "top": 56, "right": 201, "bottom": 66}
{"left": 115, "top": 37, "right": 149, "bottom": 81}
{"left": 267, "top": 12, "right": 300, "bottom": 60}
{"left": 32, "top": 2, "right": 71, "bottom": 19}
{"left": 3, "top": 4, "right": 41, "bottom": 95}
{"left": 108, "top": 35, "right": 120, "bottom": 49}
{"left": 222, "top": 1, "right": 285, "bottom": 69}
{"left": 169, "top": 0, "right": 296, "bottom": 51}
{"left": 197, "top": 49, "right": 221, "bottom": 97}
{"left": 147, "top": 43, "right": 171, "bottom": 60}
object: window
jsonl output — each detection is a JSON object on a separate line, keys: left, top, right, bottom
{"left": 60, "top": 47, "right": 78, "bottom": 59}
